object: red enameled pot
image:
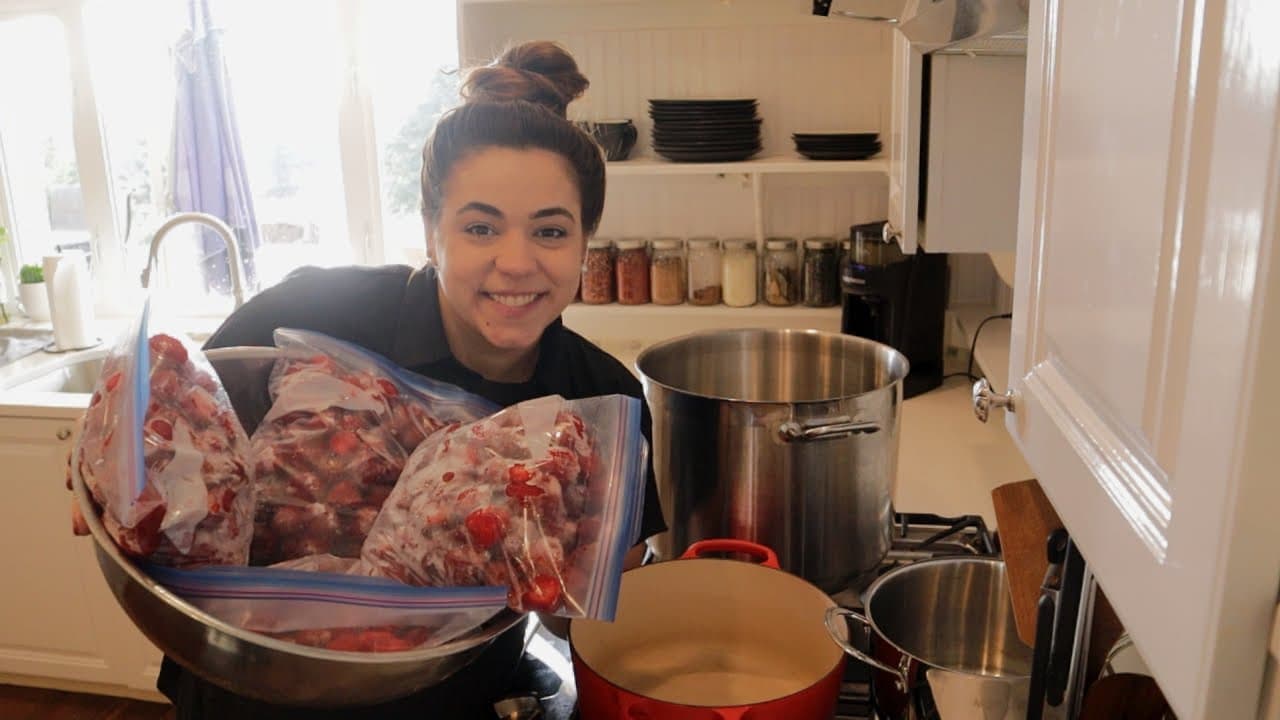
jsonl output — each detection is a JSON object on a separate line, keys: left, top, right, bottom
{"left": 569, "top": 539, "right": 847, "bottom": 719}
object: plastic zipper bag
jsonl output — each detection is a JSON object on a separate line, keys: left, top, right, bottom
{"left": 249, "top": 328, "right": 497, "bottom": 564}
{"left": 361, "top": 394, "right": 648, "bottom": 621}
{"left": 144, "top": 560, "right": 508, "bottom": 652}
{"left": 74, "top": 299, "right": 254, "bottom": 566}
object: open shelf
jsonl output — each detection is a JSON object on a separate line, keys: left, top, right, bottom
{"left": 606, "top": 155, "right": 888, "bottom": 178}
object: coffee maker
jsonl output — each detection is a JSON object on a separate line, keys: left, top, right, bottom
{"left": 841, "top": 221, "right": 949, "bottom": 399}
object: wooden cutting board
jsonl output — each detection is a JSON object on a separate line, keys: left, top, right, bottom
{"left": 992, "top": 479, "right": 1064, "bottom": 647}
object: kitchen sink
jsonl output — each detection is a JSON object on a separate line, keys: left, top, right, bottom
{"left": 4, "top": 350, "right": 109, "bottom": 396}
{"left": 16, "top": 355, "right": 107, "bottom": 394}
{"left": 0, "top": 326, "right": 55, "bottom": 367}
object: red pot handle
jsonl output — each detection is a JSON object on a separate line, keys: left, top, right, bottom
{"left": 681, "top": 539, "right": 780, "bottom": 569}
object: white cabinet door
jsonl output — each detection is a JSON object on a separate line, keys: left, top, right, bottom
{"left": 1008, "top": 1, "right": 1280, "bottom": 718}
{"left": 886, "top": 30, "right": 923, "bottom": 253}
{"left": 923, "top": 52, "right": 1025, "bottom": 254}
{"left": 0, "top": 415, "right": 161, "bottom": 691}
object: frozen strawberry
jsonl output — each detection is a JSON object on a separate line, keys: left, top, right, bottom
{"left": 520, "top": 575, "right": 563, "bottom": 613}
{"left": 286, "top": 472, "right": 324, "bottom": 502}
{"left": 464, "top": 508, "right": 505, "bottom": 548}
{"left": 270, "top": 505, "right": 309, "bottom": 535}
{"left": 327, "top": 481, "right": 363, "bottom": 507}
{"left": 505, "top": 480, "right": 545, "bottom": 500}
{"left": 327, "top": 429, "right": 361, "bottom": 456}
{"left": 376, "top": 379, "right": 398, "bottom": 398}
{"left": 148, "top": 334, "right": 190, "bottom": 365}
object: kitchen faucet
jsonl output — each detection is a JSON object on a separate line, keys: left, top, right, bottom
{"left": 140, "top": 211, "right": 249, "bottom": 309}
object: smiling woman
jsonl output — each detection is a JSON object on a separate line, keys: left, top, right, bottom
{"left": 432, "top": 147, "right": 588, "bottom": 382}
{"left": 164, "top": 41, "right": 666, "bottom": 720}
{"left": 419, "top": 42, "right": 607, "bottom": 383}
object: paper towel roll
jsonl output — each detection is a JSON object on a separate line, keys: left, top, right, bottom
{"left": 41, "top": 255, "right": 62, "bottom": 332}
{"left": 50, "top": 251, "right": 97, "bottom": 350}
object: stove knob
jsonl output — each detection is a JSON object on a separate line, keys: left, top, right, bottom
{"left": 972, "top": 378, "right": 1014, "bottom": 423}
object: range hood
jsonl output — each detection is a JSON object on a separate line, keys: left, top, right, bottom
{"left": 813, "top": 0, "right": 1029, "bottom": 49}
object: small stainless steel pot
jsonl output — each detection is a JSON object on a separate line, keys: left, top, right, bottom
{"left": 826, "top": 556, "right": 1033, "bottom": 720}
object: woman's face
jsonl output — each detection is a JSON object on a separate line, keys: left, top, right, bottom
{"left": 428, "top": 146, "right": 585, "bottom": 359}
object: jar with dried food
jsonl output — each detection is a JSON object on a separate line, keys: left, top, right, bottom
{"left": 802, "top": 237, "right": 840, "bottom": 307}
{"left": 615, "top": 238, "right": 651, "bottom": 305}
{"left": 581, "top": 238, "right": 615, "bottom": 304}
{"left": 686, "top": 237, "right": 722, "bottom": 305}
{"left": 650, "top": 238, "right": 686, "bottom": 305}
{"left": 722, "top": 238, "right": 758, "bottom": 307}
{"left": 762, "top": 237, "right": 799, "bottom": 306}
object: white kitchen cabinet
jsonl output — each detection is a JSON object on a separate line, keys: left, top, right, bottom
{"left": 0, "top": 414, "right": 162, "bottom": 696}
{"left": 887, "top": 29, "right": 1026, "bottom": 254}
{"left": 886, "top": 31, "right": 923, "bottom": 253}
{"left": 1004, "top": 1, "right": 1280, "bottom": 718}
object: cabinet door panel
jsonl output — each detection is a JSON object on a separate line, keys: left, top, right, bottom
{"left": 887, "top": 30, "right": 922, "bottom": 252}
{"left": 1010, "top": 1, "right": 1280, "bottom": 718}
{"left": 0, "top": 417, "right": 117, "bottom": 683}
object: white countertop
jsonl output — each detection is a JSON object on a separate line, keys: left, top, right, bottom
{"left": 0, "top": 316, "right": 224, "bottom": 418}
{"left": 895, "top": 376, "right": 1033, "bottom": 527}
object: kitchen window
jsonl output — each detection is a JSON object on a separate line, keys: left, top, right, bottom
{"left": 0, "top": 0, "right": 459, "bottom": 317}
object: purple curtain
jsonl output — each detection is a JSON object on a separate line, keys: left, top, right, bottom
{"left": 170, "top": 0, "right": 260, "bottom": 293}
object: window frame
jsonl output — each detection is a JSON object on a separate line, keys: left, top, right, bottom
{"left": 0, "top": 0, "right": 457, "bottom": 318}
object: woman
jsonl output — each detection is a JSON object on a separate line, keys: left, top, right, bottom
{"left": 154, "top": 41, "right": 667, "bottom": 718}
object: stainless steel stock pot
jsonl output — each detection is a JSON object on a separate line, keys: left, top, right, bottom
{"left": 635, "top": 328, "right": 909, "bottom": 590}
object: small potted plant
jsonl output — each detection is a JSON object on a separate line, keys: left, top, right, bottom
{"left": 18, "top": 263, "right": 51, "bottom": 322}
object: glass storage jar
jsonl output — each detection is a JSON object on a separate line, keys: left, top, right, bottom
{"left": 650, "top": 237, "right": 686, "bottom": 305}
{"left": 762, "top": 237, "right": 799, "bottom": 306}
{"left": 722, "top": 238, "right": 758, "bottom": 307}
{"left": 615, "top": 238, "right": 651, "bottom": 305}
{"left": 581, "top": 238, "right": 615, "bottom": 304}
{"left": 802, "top": 236, "right": 840, "bottom": 307}
{"left": 686, "top": 237, "right": 722, "bottom": 305}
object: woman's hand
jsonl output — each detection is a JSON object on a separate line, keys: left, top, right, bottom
{"left": 64, "top": 413, "right": 89, "bottom": 536}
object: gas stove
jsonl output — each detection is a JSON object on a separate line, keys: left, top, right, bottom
{"left": 502, "top": 512, "right": 997, "bottom": 720}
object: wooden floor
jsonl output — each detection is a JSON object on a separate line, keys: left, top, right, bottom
{"left": 0, "top": 684, "right": 173, "bottom": 720}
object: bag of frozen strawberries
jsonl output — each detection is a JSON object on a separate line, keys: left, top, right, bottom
{"left": 248, "top": 329, "right": 497, "bottom": 565}
{"left": 74, "top": 299, "right": 254, "bottom": 567}
{"left": 361, "top": 394, "right": 648, "bottom": 621}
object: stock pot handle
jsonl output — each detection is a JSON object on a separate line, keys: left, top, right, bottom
{"left": 682, "top": 539, "right": 780, "bottom": 569}
{"left": 824, "top": 607, "right": 911, "bottom": 692}
{"left": 778, "top": 417, "right": 880, "bottom": 442}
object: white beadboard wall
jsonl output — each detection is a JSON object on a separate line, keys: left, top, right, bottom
{"left": 459, "top": 0, "right": 894, "bottom": 240}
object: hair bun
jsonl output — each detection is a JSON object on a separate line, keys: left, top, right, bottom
{"left": 462, "top": 41, "right": 589, "bottom": 118}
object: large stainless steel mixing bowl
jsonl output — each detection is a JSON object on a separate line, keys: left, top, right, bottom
{"left": 70, "top": 346, "right": 525, "bottom": 707}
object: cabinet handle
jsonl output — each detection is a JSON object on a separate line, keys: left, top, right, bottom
{"left": 972, "top": 378, "right": 1015, "bottom": 423}
{"left": 56, "top": 428, "right": 72, "bottom": 441}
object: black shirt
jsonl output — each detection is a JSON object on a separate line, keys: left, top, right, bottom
{"left": 159, "top": 264, "right": 666, "bottom": 718}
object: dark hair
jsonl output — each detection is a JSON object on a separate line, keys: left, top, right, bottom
{"left": 420, "top": 42, "right": 606, "bottom": 237}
